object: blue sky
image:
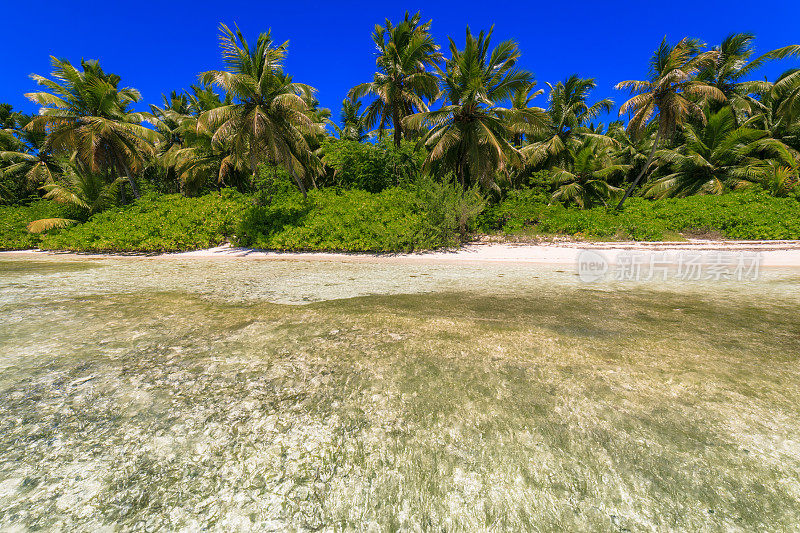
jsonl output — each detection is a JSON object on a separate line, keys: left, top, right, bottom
{"left": 3, "top": 0, "right": 800, "bottom": 125}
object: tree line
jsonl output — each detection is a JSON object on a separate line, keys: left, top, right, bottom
{"left": 2, "top": 12, "right": 799, "bottom": 227}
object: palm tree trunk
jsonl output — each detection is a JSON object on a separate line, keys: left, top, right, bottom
{"left": 117, "top": 156, "right": 140, "bottom": 200}
{"left": 616, "top": 129, "right": 661, "bottom": 210}
{"left": 392, "top": 110, "right": 402, "bottom": 148}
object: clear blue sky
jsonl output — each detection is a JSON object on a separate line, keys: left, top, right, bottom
{"left": 3, "top": 0, "right": 800, "bottom": 124}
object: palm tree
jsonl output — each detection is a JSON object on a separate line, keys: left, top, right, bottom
{"left": 331, "top": 96, "right": 368, "bottom": 142}
{"left": 28, "top": 162, "right": 122, "bottom": 232}
{"left": 760, "top": 159, "right": 799, "bottom": 197}
{"left": 645, "top": 107, "right": 796, "bottom": 197}
{"left": 697, "top": 33, "right": 800, "bottom": 118}
{"left": 406, "top": 27, "right": 547, "bottom": 190}
{"left": 150, "top": 91, "right": 192, "bottom": 151}
{"left": 507, "top": 81, "right": 544, "bottom": 147}
{"left": 199, "top": 24, "right": 323, "bottom": 196}
{"left": 740, "top": 70, "right": 800, "bottom": 151}
{"left": 349, "top": 12, "right": 441, "bottom": 147}
{"left": 24, "top": 57, "right": 158, "bottom": 199}
{"left": 0, "top": 113, "right": 60, "bottom": 190}
{"left": 149, "top": 84, "right": 241, "bottom": 194}
{"left": 524, "top": 75, "right": 614, "bottom": 168}
{"left": 606, "top": 120, "right": 657, "bottom": 189}
{"left": 770, "top": 69, "right": 800, "bottom": 128}
{"left": 614, "top": 37, "right": 726, "bottom": 208}
{"left": 551, "top": 140, "right": 626, "bottom": 208}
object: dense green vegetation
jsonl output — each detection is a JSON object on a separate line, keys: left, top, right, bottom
{"left": 1, "top": 15, "right": 799, "bottom": 252}
{"left": 39, "top": 191, "right": 248, "bottom": 253}
{"left": 238, "top": 176, "right": 483, "bottom": 252}
{"left": 0, "top": 201, "right": 66, "bottom": 250}
{"left": 319, "top": 139, "right": 423, "bottom": 192}
{"left": 482, "top": 189, "right": 800, "bottom": 240}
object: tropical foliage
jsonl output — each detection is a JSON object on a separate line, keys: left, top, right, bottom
{"left": 1, "top": 19, "right": 800, "bottom": 252}
{"left": 349, "top": 12, "right": 441, "bottom": 146}
{"left": 406, "top": 27, "right": 546, "bottom": 190}
{"left": 198, "top": 24, "right": 324, "bottom": 196}
{"left": 24, "top": 58, "right": 158, "bottom": 199}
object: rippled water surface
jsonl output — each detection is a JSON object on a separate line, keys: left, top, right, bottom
{"left": 1, "top": 255, "right": 799, "bottom": 531}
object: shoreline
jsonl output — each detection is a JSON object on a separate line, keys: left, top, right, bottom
{"left": 4, "top": 240, "right": 800, "bottom": 267}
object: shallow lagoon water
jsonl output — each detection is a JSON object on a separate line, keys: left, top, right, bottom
{"left": 0, "top": 255, "right": 799, "bottom": 530}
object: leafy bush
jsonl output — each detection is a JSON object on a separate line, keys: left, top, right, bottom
{"left": 645, "top": 192, "right": 800, "bottom": 240}
{"left": 0, "top": 172, "right": 36, "bottom": 206}
{"left": 40, "top": 189, "right": 249, "bottom": 253}
{"left": 320, "top": 138, "right": 424, "bottom": 192}
{"left": 478, "top": 188, "right": 550, "bottom": 232}
{"left": 0, "top": 200, "right": 68, "bottom": 250}
{"left": 484, "top": 189, "right": 800, "bottom": 241}
{"left": 237, "top": 177, "right": 484, "bottom": 252}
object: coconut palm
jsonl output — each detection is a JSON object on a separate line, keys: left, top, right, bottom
{"left": 760, "top": 159, "right": 800, "bottom": 197}
{"left": 199, "top": 24, "right": 323, "bottom": 196}
{"left": 0, "top": 113, "right": 60, "bottom": 190}
{"left": 614, "top": 37, "right": 726, "bottom": 208}
{"left": 507, "top": 81, "right": 544, "bottom": 147}
{"left": 149, "top": 91, "right": 192, "bottom": 151}
{"left": 524, "top": 75, "right": 614, "bottom": 168}
{"left": 27, "top": 162, "right": 122, "bottom": 232}
{"left": 24, "top": 58, "right": 157, "bottom": 199}
{"left": 645, "top": 107, "right": 795, "bottom": 197}
{"left": 331, "top": 97, "right": 368, "bottom": 142}
{"left": 349, "top": 12, "right": 441, "bottom": 147}
{"left": 605, "top": 120, "right": 659, "bottom": 189}
{"left": 406, "top": 27, "right": 547, "bottom": 190}
{"left": 551, "top": 139, "right": 627, "bottom": 207}
{"left": 698, "top": 33, "right": 800, "bottom": 117}
{"left": 740, "top": 70, "right": 800, "bottom": 151}
{"left": 770, "top": 69, "right": 800, "bottom": 128}
{"left": 149, "top": 84, "right": 241, "bottom": 194}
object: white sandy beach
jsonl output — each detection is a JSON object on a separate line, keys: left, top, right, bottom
{"left": 4, "top": 240, "right": 800, "bottom": 267}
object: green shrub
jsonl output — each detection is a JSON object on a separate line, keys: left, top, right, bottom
{"left": 236, "top": 178, "right": 484, "bottom": 252}
{"left": 320, "top": 138, "right": 424, "bottom": 192}
{"left": 0, "top": 200, "right": 68, "bottom": 250}
{"left": 643, "top": 192, "right": 800, "bottom": 240}
{"left": 40, "top": 189, "right": 249, "bottom": 253}
{"left": 486, "top": 189, "right": 800, "bottom": 241}
{"left": 478, "top": 188, "right": 550, "bottom": 232}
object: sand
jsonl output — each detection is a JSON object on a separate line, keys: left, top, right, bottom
{"left": 4, "top": 240, "right": 800, "bottom": 267}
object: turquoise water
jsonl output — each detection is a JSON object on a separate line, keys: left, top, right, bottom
{"left": 1, "top": 255, "right": 799, "bottom": 530}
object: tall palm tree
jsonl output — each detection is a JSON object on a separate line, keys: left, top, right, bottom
{"left": 0, "top": 113, "right": 60, "bottom": 190}
{"left": 740, "top": 70, "right": 800, "bottom": 151}
{"left": 507, "top": 81, "right": 544, "bottom": 147}
{"left": 349, "top": 12, "right": 441, "bottom": 147}
{"left": 149, "top": 84, "right": 241, "bottom": 194}
{"left": 524, "top": 75, "right": 614, "bottom": 168}
{"left": 199, "top": 24, "right": 323, "bottom": 196}
{"left": 645, "top": 107, "right": 796, "bottom": 197}
{"left": 406, "top": 27, "right": 547, "bottom": 190}
{"left": 614, "top": 37, "right": 726, "bottom": 208}
{"left": 698, "top": 33, "right": 800, "bottom": 117}
{"left": 24, "top": 57, "right": 157, "bottom": 199}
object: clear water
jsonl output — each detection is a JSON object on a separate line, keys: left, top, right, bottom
{"left": 0, "top": 255, "right": 799, "bottom": 531}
